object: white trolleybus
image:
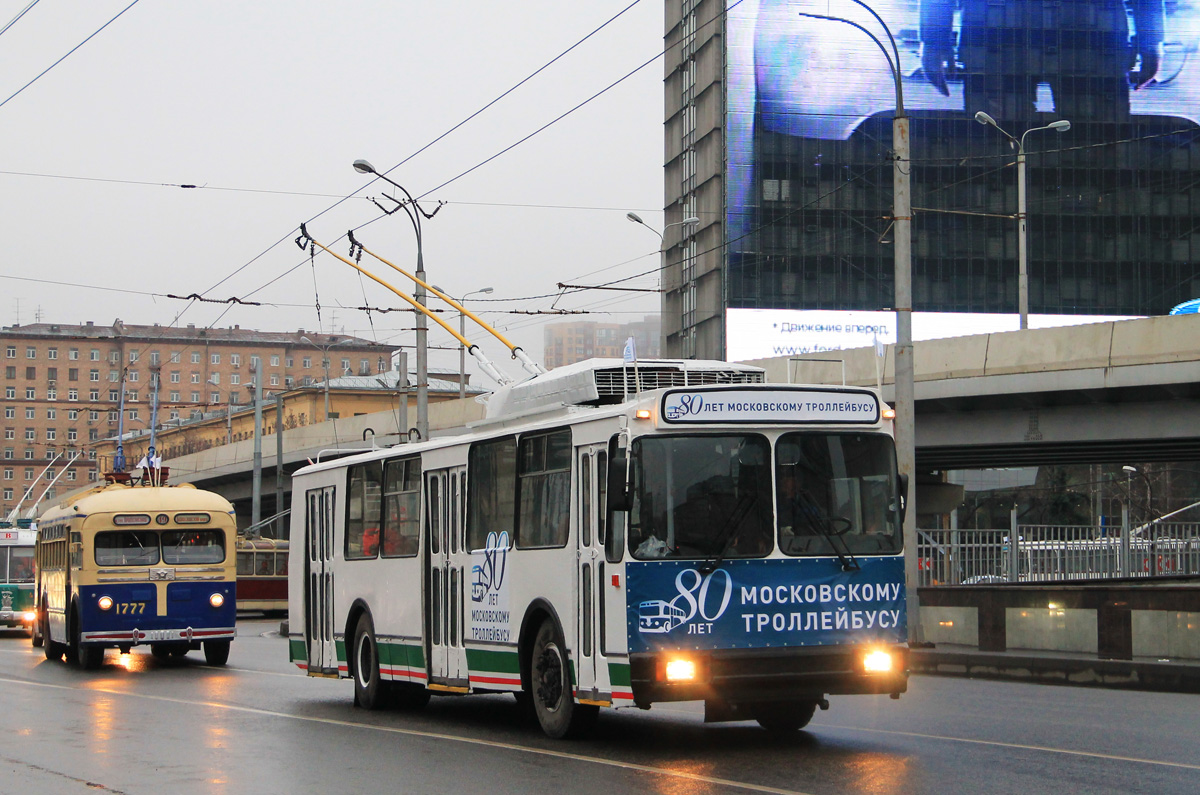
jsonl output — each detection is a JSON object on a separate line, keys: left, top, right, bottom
{"left": 288, "top": 358, "right": 909, "bottom": 737}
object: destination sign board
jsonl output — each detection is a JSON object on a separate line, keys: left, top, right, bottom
{"left": 660, "top": 387, "right": 879, "bottom": 424}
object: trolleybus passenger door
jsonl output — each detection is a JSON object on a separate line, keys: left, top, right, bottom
{"left": 426, "top": 468, "right": 469, "bottom": 689}
{"left": 305, "top": 486, "right": 337, "bottom": 675}
{"left": 575, "top": 446, "right": 611, "bottom": 702}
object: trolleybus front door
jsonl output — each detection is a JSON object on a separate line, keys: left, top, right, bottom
{"left": 576, "top": 446, "right": 612, "bottom": 702}
{"left": 426, "top": 468, "right": 468, "bottom": 689}
{"left": 305, "top": 486, "right": 337, "bottom": 675}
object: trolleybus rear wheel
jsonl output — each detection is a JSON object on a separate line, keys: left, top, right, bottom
{"left": 529, "top": 619, "right": 598, "bottom": 739}
{"left": 72, "top": 611, "right": 104, "bottom": 670}
{"left": 353, "top": 614, "right": 388, "bottom": 710}
{"left": 203, "top": 640, "right": 230, "bottom": 666}
{"left": 752, "top": 700, "right": 817, "bottom": 733}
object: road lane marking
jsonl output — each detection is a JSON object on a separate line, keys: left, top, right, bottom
{"left": 817, "top": 723, "right": 1200, "bottom": 771}
{"left": 0, "top": 676, "right": 811, "bottom": 795}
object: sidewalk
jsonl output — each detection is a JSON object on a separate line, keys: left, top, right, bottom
{"left": 910, "top": 644, "right": 1200, "bottom": 694}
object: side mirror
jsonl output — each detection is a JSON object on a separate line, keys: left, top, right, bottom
{"left": 897, "top": 473, "right": 909, "bottom": 525}
{"left": 607, "top": 452, "right": 630, "bottom": 512}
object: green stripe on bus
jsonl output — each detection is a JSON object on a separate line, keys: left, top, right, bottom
{"left": 381, "top": 640, "right": 425, "bottom": 670}
{"left": 608, "top": 662, "right": 631, "bottom": 687}
{"left": 289, "top": 639, "right": 305, "bottom": 663}
{"left": 335, "top": 639, "right": 347, "bottom": 663}
{"left": 465, "top": 647, "right": 520, "bottom": 674}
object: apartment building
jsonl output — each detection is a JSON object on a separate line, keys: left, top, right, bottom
{"left": 1, "top": 319, "right": 394, "bottom": 516}
{"left": 543, "top": 316, "right": 661, "bottom": 369}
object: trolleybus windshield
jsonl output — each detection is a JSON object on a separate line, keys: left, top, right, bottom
{"left": 5, "top": 547, "right": 33, "bottom": 582}
{"left": 628, "top": 434, "right": 774, "bottom": 560}
{"left": 775, "top": 433, "right": 901, "bottom": 557}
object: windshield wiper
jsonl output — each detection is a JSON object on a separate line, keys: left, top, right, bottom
{"left": 698, "top": 492, "right": 758, "bottom": 575}
{"left": 790, "top": 490, "right": 860, "bottom": 571}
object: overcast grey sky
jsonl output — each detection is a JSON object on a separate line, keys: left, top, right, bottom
{"left": 0, "top": 1, "right": 665, "bottom": 383}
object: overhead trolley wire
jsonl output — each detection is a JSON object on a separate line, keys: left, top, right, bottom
{"left": 0, "top": 0, "right": 141, "bottom": 112}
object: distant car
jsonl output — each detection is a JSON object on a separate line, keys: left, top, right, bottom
{"left": 962, "top": 575, "right": 1007, "bottom": 585}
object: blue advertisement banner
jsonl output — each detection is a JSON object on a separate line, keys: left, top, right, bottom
{"left": 625, "top": 556, "right": 906, "bottom": 654}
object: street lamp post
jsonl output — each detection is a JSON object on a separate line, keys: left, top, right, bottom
{"left": 625, "top": 212, "right": 700, "bottom": 247}
{"left": 797, "top": 0, "right": 917, "bottom": 642}
{"left": 457, "top": 287, "right": 493, "bottom": 398}
{"left": 974, "top": 113, "right": 1071, "bottom": 329}
{"left": 1123, "top": 464, "right": 1157, "bottom": 574}
{"left": 354, "top": 158, "right": 441, "bottom": 441}
{"left": 300, "top": 336, "right": 350, "bottom": 422}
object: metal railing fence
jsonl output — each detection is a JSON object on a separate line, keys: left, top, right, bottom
{"left": 917, "top": 511, "right": 1200, "bottom": 586}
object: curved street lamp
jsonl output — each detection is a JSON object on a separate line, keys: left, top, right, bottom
{"left": 797, "top": 0, "right": 917, "bottom": 642}
{"left": 974, "top": 113, "right": 1071, "bottom": 330}
{"left": 457, "top": 287, "right": 494, "bottom": 398}
{"left": 353, "top": 158, "right": 442, "bottom": 441}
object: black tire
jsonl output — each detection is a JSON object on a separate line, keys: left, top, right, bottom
{"left": 42, "top": 608, "right": 64, "bottom": 662}
{"left": 352, "top": 614, "right": 388, "bottom": 710}
{"left": 203, "top": 640, "right": 231, "bottom": 666}
{"left": 72, "top": 612, "right": 104, "bottom": 670}
{"left": 529, "top": 619, "right": 598, "bottom": 739}
{"left": 753, "top": 700, "right": 817, "bottom": 734}
{"left": 30, "top": 611, "right": 43, "bottom": 648}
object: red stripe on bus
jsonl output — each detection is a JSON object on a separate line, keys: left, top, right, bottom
{"left": 471, "top": 675, "right": 521, "bottom": 686}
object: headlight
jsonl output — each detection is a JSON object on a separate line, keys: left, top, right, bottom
{"left": 862, "top": 649, "right": 893, "bottom": 673}
{"left": 209, "top": 593, "right": 225, "bottom": 608}
{"left": 664, "top": 658, "right": 696, "bottom": 682}
{"left": 22, "top": 612, "right": 36, "bottom": 623}
{"left": 98, "top": 596, "right": 114, "bottom": 611}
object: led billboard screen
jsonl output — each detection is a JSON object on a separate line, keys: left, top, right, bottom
{"left": 724, "top": 1, "right": 1200, "bottom": 322}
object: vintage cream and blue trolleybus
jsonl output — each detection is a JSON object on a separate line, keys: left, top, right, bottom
{"left": 288, "top": 359, "right": 908, "bottom": 737}
{"left": 35, "top": 476, "right": 238, "bottom": 668}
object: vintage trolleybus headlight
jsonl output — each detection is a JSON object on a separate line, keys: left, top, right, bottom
{"left": 209, "top": 592, "right": 225, "bottom": 609}
{"left": 97, "top": 595, "right": 114, "bottom": 611}
{"left": 23, "top": 612, "right": 36, "bottom": 624}
{"left": 862, "top": 648, "right": 894, "bottom": 673}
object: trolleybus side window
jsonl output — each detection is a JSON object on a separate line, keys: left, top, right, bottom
{"left": 346, "top": 462, "right": 383, "bottom": 559}
{"left": 94, "top": 530, "right": 160, "bottom": 566}
{"left": 161, "top": 530, "right": 225, "bottom": 565}
{"left": 604, "top": 439, "right": 626, "bottom": 564}
{"left": 516, "top": 429, "right": 571, "bottom": 549}
{"left": 628, "top": 434, "right": 772, "bottom": 561}
{"left": 382, "top": 457, "right": 421, "bottom": 557}
{"left": 467, "top": 436, "right": 516, "bottom": 551}
{"left": 775, "top": 433, "right": 902, "bottom": 557}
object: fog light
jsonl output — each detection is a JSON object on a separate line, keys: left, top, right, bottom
{"left": 209, "top": 593, "right": 225, "bottom": 608}
{"left": 863, "top": 649, "right": 893, "bottom": 673}
{"left": 665, "top": 658, "right": 696, "bottom": 682}
{"left": 98, "top": 596, "right": 114, "bottom": 611}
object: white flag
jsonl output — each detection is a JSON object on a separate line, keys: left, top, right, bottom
{"left": 874, "top": 333, "right": 885, "bottom": 358}
{"left": 623, "top": 336, "right": 637, "bottom": 363}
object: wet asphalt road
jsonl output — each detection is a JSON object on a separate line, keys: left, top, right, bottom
{"left": 0, "top": 618, "right": 1197, "bottom": 794}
